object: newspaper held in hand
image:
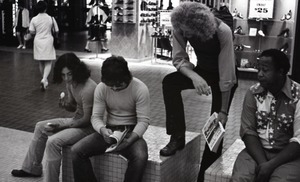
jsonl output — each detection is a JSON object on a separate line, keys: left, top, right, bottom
{"left": 202, "top": 112, "right": 225, "bottom": 153}
{"left": 105, "top": 126, "right": 130, "bottom": 153}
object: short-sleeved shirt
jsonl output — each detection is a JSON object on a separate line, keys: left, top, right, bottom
{"left": 240, "top": 77, "right": 300, "bottom": 150}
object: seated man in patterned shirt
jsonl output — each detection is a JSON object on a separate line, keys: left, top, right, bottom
{"left": 231, "top": 49, "right": 300, "bottom": 182}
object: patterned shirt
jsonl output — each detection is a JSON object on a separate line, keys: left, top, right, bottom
{"left": 240, "top": 77, "right": 300, "bottom": 150}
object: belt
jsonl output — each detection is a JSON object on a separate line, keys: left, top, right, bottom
{"left": 264, "top": 148, "right": 281, "bottom": 153}
{"left": 106, "top": 125, "right": 135, "bottom": 132}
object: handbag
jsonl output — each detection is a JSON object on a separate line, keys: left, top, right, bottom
{"left": 51, "top": 17, "right": 60, "bottom": 49}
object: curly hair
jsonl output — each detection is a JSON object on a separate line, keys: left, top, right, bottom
{"left": 258, "top": 49, "right": 290, "bottom": 75}
{"left": 171, "top": 2, "right": 217, "bottom": 42}
{"left": 53, "top": 53, "right": 91, "bottom": 84}
{"left": 101, "top": 55, "right": 132, "bottom": 85}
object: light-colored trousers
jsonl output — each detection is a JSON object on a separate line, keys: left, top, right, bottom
{"left": 21, "top": 118, "right": 94, "bottom": 182}
{"left": 231, "top": 148, "right": 300, "bottom": 182}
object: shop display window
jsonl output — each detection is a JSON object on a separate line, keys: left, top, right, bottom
{"left": 232, "top": 0, "right": 296, "bottom": 74}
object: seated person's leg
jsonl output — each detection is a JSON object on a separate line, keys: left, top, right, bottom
{"left": 120, "top": 137, "right": 148, "bottom": 182}
{"left": 231, "top": 149, "right": 256, "bottom": 182}
{"left": 71, "top": 132, "right": 108, "bottom": 182}
{"left": 270, "top": 156, "right": 300, "bottom": 182}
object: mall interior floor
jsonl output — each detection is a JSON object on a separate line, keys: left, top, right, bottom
{"left": 0, "top": 30, "right": 257, "bottom": 181}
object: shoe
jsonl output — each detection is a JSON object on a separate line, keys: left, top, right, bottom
{"left": 115, "top": 0, "right": 123, "bottom": 4}
{"left": 278, "top": 28, "right": 289, "bottom": 37}
{"left": 17, "top": 45, "right": 23, "bottom": 49}
{"left": 114, "top": 6, "right": 123, "bottom": 10}
{"left": 11, "top": 169, "right": 41, "bottom": 177}
{"left": 40, "top": 79, "right": 48, "bottom": 92}
{"left": 286, "top": 10, "right": 292, "bottom": 20}
{"left": 116, "top": 12, "right": 123, "bottom": 16}
{"left": 160, "top": 135, "right": 185, "bottom": 156}
{"left": 279, "top": 43, "right": 289, "bottom": 53}
{"left": 22, "top": 46, "right": 26, "bottom": 49}
{"left": 126, "top": 0, "right": 134, "bottom": 4}
{"left": 234, "top": 26, "right": 245, "bottom": 35}
{"left": 91, "top": 37, "right": 100, "bottom": 41}
{"left": 258, "top": 30, "right": 265, "bottom": 37}
{"left": 101, "top": 48, "right": 109, "bottom": 52}
{"left": 84, "top": 48, "right": 92, "bottom": 52}
{"left": 237, "top": 12, "right": 243, "bottom": 19}
{"left": 126, "top": 7, "right": 134, "bottom": 10}
{"left": 281, "top": 10, "right": 292, "bottom": 21}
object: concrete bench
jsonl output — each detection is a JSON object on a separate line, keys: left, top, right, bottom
{"left": 204, "top": 139, "right": 245, "bottom": 182}
{"left": 62, "top": 125, "right": 201, "bottom": 182}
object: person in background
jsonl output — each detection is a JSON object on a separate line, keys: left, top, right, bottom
{"left": 231, "top": 49, "right": 300, "bottom": 182}
{"left": 157, "top": 2, "right": 237, "bottom": 182}
{"left": 71, "top": 56, "right": 150, "bottom": 182}
{"left": 11, "top": 53, "right": 97, "bottom": 182}
{"left": 24, "top": 1, "right": 59, "bottom": 91}
{"left": 14, "top": 0, "right": 30, "bottom": 49}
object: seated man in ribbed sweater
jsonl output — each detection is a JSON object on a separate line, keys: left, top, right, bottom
{"left": 71, "top": 55, "right": 150, "bottom": 182}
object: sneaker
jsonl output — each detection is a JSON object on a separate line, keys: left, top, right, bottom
{"left": 22, "top": 46, "right": 26, "bottom": 49}
{"left": 11, "top": 169, "right": 41, "bottom": 177}
{"left": 17, "top": 45, "right": 23, "bottom": 49}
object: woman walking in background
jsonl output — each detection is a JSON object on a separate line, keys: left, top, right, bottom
{"left": 25, "top": 1, "right": 59, "bottom": 91}
{"left": 14, "top": 0, "right": 30, "bottom": 49}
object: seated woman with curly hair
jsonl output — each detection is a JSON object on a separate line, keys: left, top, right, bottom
{"left": 11, "top": 53, "right": 97, "bottom": 182}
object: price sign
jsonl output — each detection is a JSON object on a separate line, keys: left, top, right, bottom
{"left": 248, "top": 0, "right": 274, "bottom": 19}
{"left": 159, "top": 10, "right": 172, "bottom": 28}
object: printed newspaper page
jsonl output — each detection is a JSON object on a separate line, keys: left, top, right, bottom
{"left": 202, "top": 112, "right": 225, "bottom": 153}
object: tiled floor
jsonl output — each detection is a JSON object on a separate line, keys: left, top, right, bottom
{"left": 0, "top": 30, "right": 257, "bottom": 181}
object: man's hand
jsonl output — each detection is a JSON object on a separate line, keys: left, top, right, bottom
{"left": 100, "top": 127, "right": 115, "bottom": 144}
{"left": 113, "top": 138, "right": 131, "bottom": 152}
{"left": 218, "top": 112, "right": 228, "bottom": 126}
{"left": 256, "top": 161, "right": 275, "bottom": 182}
{"left": 191, "top": 75, "right": 211, "bottom": 96}
{"left": 114, "top": 132, "right": 139, "bottom": 152}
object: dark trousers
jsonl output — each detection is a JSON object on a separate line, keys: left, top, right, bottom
{"left": 71, "top": 132, "right": 148, "bottom": 182}
{"left": 162, "top": 66, "right": 238, "bottom": 182}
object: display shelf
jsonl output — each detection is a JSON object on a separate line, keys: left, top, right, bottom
{"left": 112, "top": 0, "right": 136, "bottom": 24}
{"left": 232, "top": 0, "right": 296, "bottom": 74}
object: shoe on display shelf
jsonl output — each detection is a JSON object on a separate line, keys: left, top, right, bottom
{"left": 115, "top": 0, "right": 124, "bottom": 4}
{"left": 278, "top": 28, "right": 290, "bottom": 37}
{"left": 114, "top": 6, "right": 123, "bottom": 10}
{"left": 281, "top": 10, "right": 292, "bottom": 21}
{"left": 234, "top": 26, "right": 245, "bottom": 35}
{"left": 258, "top": 30, "right": 265, "bottom": 37}
{"left": 279, "top": 43, "right": 289, "bottom": 53}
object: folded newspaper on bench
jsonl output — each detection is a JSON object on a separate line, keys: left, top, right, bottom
{"left": 105, "top": 126, "right": 130, "bottom": 153}
{"left": 202, "top": 112, "right": 225, "bottom": 153}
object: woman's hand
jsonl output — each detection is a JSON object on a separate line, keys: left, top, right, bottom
{"left": 44, "top": 123, "right": 62, "bottom": 133}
